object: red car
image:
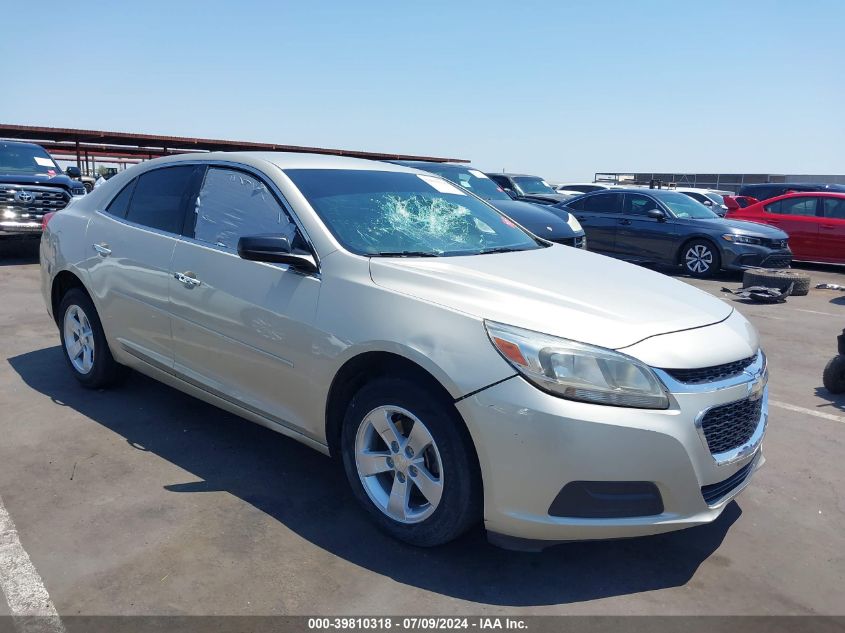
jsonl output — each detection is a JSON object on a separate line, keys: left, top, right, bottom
{"left": 726, "top": 192, "right": 845, "bottom": 264}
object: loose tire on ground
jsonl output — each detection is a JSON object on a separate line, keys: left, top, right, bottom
{"left": 58, "top": 288, "right": 128, "bottom": 388}
{"left": 340, "top": 376, "right": 482, "bottom": 546}
{"left": 743, "top": 268, "right": 811, "bottom": 296}
{"left": 823, "top": 355, "right": 845, "bottom": 394}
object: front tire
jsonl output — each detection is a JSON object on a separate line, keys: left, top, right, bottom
{"left": 58, "top": 288, "right": 127, "bottom": 388}
{"left": 341, "top": 376, "right": 481, "bottom": 546}
{"left": 682, "top": 239, "right": 721, "bottom": 278}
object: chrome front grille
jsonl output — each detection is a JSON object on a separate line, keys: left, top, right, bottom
{"left": 662, "top": 355, "right": 756, "bottom": 385}
{"left": 700, "top": 396, "right": 763, "bottom": 455}
{"left": 0, "top": 185, "right": 70, "bottom": 218}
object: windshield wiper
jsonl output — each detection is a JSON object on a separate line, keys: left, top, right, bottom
{"left": 372, "top": 250, "right": 441, "bottom": 258}
{"left": 477, "top": 246, "right": 526, "bottom": 255}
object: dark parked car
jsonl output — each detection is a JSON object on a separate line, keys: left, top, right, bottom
{"left": 485, "top": 172, "right": 577, "bottom": 206}
{"left": 393, "top": 161, "right": 586, "bottom": 248}
{"left": 560, "top": 189, "right": 792, "bottom": 278}
{"left": 0, "top": 141, "right": 86, "bottom": 239}
{"left": 737, "top": 182, "right": 845, "bottom": 202}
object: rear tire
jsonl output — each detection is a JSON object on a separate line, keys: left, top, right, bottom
{"left": 823, "top": 355, "right": 845, "bottom": 394}
{"left": 743, "top": 268, "right": 810, "bottom": 296}
{"left": 682, "top": 239, "right": 721, "bottom": 278}
{"left": 58, "top": 288, "right": 128, "bottom": 388}
{"left": 340, "top": 376, "right": 482, "bottom": 546}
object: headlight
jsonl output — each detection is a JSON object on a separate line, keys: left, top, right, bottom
{"left": 485, "top": 321, "right": 669, "bottom": 409}
{"left": 722, "top": 233, "right": 761, "bottom": 245}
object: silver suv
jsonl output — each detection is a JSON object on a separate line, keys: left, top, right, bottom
{"left": 41, "top": 153, "right": 768, "bottom": 549}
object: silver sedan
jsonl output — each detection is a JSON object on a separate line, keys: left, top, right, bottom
{"left": 40, "top": 152, "right": 768, "bottom": 549}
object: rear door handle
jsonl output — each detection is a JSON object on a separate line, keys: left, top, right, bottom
{"left": 820, "top": 225, "right": 837, "bottom": 230}
{"left": 619, "top": 218, "right": 632, "bottom": 225}
{"left": 173, "top": 271, "right": 202, "bottom": 288}
{"left": 92, "top": 242, "right": 111, "bottom": 257}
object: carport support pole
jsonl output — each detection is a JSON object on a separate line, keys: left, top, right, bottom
{"left": 75, "top": 141, "right": 81, "bottom": 171}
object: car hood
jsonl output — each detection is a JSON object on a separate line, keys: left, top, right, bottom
{"left": 487, "top": 199, "right": 582, "bottom": 238}
{"left": 0, "top": 173, "right": 75, "bottom": 191}
{"left": 369, "top": 246, "right": 733, "bottom": 350}
{"left": 683, "top": 217, "right": 788, "bottom": 238}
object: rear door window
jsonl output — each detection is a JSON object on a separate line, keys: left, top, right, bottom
{"left": 583, "top": 193, "right": 622, "bottom": 213}
{"left": 822, "top": 197, "right": 845, "bottom": 220}
{"left": 126, "top": 166, "right": 196, "bottom": 234}
{"left": 766, "top": 196, "right": 818, "bottom": 217}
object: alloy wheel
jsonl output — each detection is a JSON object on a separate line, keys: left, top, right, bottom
{"left": 63, "top": 304, "right": 95, "bottom": 374}
{"left": 685, "top": 244, "right": 713, "bottom": 274}
{"left": 354, "top": 405, "right": 444, "bottom": 524}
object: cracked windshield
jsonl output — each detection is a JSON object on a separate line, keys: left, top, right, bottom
{"left": 285, "top": 169, "right": 544, "bottom": 257}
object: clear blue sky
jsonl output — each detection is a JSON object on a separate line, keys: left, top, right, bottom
{"left": 2, "top": 1, "right": 843, "bottom": 181}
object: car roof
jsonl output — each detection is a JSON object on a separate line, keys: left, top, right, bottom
{"left": 741, "top": 182, "right": 845, "bottom": 190}
{"left": 131, "top": 151, "right": 427, "bottom": 174}
{"left": 391, "top": 160, "right": 474, "bottom": 171}
{"left": 771, "top": 191, "right": 845, "bottom": 199}
{"left": 488, "top": 172, "right": 546, "bottom": 178}
{"left": 0, "top": 140, "right": 46, "bottom": 149}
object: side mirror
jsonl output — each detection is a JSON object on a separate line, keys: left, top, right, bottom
{"left": 66, "top": 166, "right": 81, "bottom": 179}
{"left": 237, "top": 235, "right": 318, "bottom": 274}
{"left": 503, "top": 188, "right": 517, "bottom": 199}
{"left": 646, "top": 208, "right": 666, "bottom": 221}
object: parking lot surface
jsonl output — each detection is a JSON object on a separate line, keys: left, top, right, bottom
{"left": 1, "top": 239, "right": 843, "bottom": 616}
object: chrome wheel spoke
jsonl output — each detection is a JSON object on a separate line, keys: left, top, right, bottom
{"left": 67, "top": 339, "right": 83, "bottom": 359}
{"left": 83, "top": 345, "right": 94, "bottom": 371}
{"left": 405, "top": 420, "right": 433, "bottom": 455}
{"left": 358, "top": 450, "right": 393, "bottom": 476}
{"left": 411, "top": 462, "right": 443, "bottom": 506}
{"left": 366, "top": 408, "right": 402, "bottom": 448}
{"left": 387, "top": 475, "right": 411, "bottom": 520}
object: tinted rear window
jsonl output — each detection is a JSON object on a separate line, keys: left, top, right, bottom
{"left": 583, "top": 193, "right": 622, "bottom": 213}
{"left": 126, "top": 166, "right": 195, "bottom": 234}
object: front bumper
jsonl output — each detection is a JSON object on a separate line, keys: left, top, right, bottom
{"left": 722, "top": 244, "right": 792, "bottom": 270}
{"left": 0, "top": 219, "right": 42, "bottom": 236}
{"left": 457, "top": 354, "right": 767, "bottom": 544}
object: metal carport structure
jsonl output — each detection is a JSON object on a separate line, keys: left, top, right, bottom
{"left": 0, "top": 123, "right": 468, "bottom": 176}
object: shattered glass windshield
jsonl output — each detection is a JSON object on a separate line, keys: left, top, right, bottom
{"left": 285, "top": 169, "right": 543, "bottom": 257}
{"left": 513, "top": 177, "right": 557, "bottom": 195}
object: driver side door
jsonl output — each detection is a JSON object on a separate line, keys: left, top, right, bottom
{"left": 168, "top": 165, "right": 323, "bottom": 438}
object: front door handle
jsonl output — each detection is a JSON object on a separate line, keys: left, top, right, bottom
{"left": 619, "top": 218, "right": 632, "bottom": 225}
{"left": 93, "top": 242, "right": 111, "bottom": 257}
{"left": 173, "top": 271, "right": 202, "bottom": 288}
